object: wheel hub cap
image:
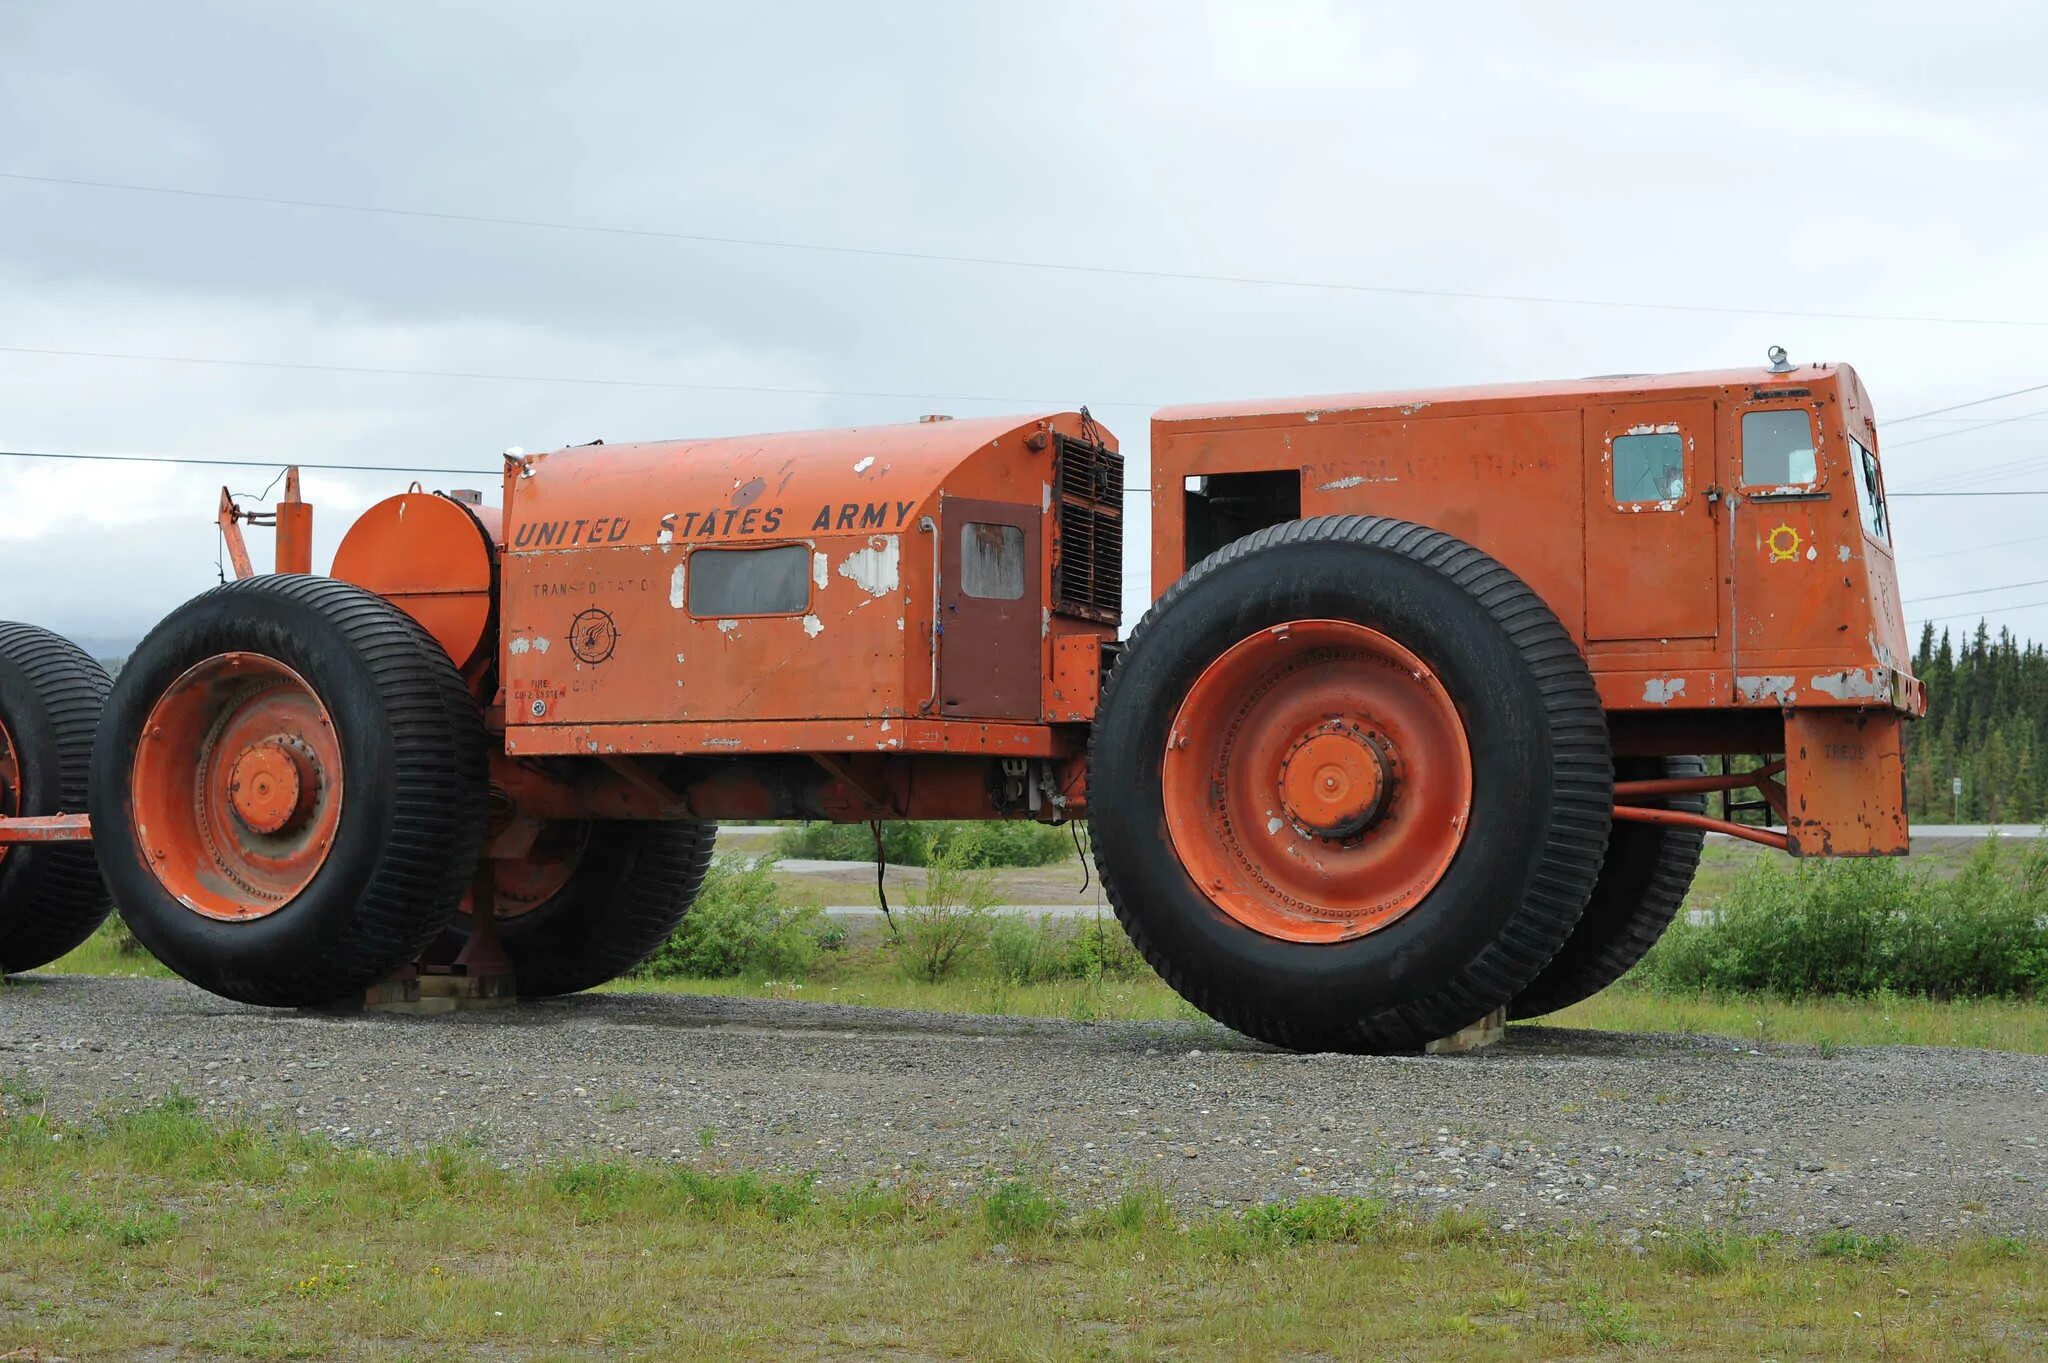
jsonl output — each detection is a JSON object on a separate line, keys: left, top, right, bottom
{"left": 227, "top": 741, "right": 309, "bottom": 835}
{"left": 1279, "top": 722, "right": 1390, "bottom": 839}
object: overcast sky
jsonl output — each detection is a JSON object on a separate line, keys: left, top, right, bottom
{"left": 3, "top": 1, "right": 2046, "bottom": 656}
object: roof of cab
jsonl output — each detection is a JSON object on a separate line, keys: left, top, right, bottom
{"left": 1154, "top": 364, "right": 1849, "bottom": 429}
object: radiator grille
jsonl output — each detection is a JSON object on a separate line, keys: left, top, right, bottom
{"left": 1052, "top": 434, "right": 1123, "bottom": 623}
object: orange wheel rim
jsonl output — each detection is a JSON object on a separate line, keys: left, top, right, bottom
{"left": 477, "top": 822, "right": 589, "bottom": 921}
{"left": 130, "top": 652, "right": 343, "bottom": 922}
{"left": 1161, "top": 619, "right": 1472, "bottom": 943}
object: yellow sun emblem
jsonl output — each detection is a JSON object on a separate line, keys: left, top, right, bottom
{"left": 1766, "top": 523, "right": 1802, "bottom": 562}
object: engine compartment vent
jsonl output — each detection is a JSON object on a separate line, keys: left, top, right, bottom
{"left": 1051, "top": 433, "right": 1123, "bottom": 623}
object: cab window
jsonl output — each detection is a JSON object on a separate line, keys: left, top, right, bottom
{"left": 1741, "top": 409, "right": 1819, "bottom": 487}
{"left": 959, "top": 522, "right": 1026, "bottom": 600}
{"left": 686, "top": 544, "right": 810, "bottom": 616}
{"left": 1851, "top": 434, "right": 1890, "bottom": 545}
{"left": 1612, "top": 430, "right": 1685, "bottom": 503}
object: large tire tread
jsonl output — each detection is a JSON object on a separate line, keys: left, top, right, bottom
{"left": 92, "top": 575, "right": 489, "bottom": 1006}
{"left": 1090, "top": 515, "right": 1612, "bottom": 1052}
{"left": 0, "top": 623, "right": 114, "bottom": 972}
{"left": 1510, "top": 757, "right": 1707, "bottom": 1018}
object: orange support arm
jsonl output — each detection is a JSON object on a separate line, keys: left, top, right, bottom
{"left": 217, "top": 468, "right": 312, "bottom": 579}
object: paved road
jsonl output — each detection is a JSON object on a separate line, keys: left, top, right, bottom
{"left": 5, "top": 975, "right": 2041, "bottom": 1240}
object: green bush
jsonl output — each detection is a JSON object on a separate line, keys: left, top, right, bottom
{"left": 1639, "top": 840, "right": 2048, "bottom": 999}
{"left": 631, "top": 855, "right": 823, "bottom": 980}
{"left": 774, "top": 819, "right": 1074, "bottom": 869}
{"left": 893, "top": 837, "right": 996, "bottom": 982}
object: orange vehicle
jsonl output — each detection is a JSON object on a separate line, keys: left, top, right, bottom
{"left": 0, "top": 355, "right": 1919, "bottom": 1051}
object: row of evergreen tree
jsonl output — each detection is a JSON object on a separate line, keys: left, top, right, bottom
{"left": 1906, "top": 622, "right": 2048, "bottom": 824}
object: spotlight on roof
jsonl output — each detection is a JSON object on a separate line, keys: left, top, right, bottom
{"left": 1766, "top": 345, "right": 1793, "bottom": 374}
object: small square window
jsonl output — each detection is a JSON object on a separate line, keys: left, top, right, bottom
{"left": 960, "top": 522, "right": 1026, "bottom": 600}
{"left": 686, "top": 544, "right": 810, "bottom": 616}
{"left": 1742, "top": 409, "right": 1819, "bottom": 487}
{"left": 1612, "top": 431, "right": 1685, "bottom": 503}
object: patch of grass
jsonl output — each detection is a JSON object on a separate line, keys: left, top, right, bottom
{"left": 775, "top": 818, "right": 1075, "bottom": 868}
{"left": 40, "top": 918, "right": 173, "bottom": 980}
{"left": 1550, "top": 982, "right": 2048, "bottom": 1054}
{"left": 6, "top": 1101, "right": 2042, "bottom": 1360}
{"left": 1812, "top": 1229, "right": 1903, "bottom": 1262}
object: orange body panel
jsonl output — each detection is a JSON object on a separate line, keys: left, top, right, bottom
{"left": 1152, "top": 364, "right": 1920, "bottom": 718}
{"left": 496, "top": 412, "right": 1116, "bottom": 754}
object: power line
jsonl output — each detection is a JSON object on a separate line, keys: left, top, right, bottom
{"left": 7, "top": 168, "right": 2047, "bottom": 329}
{"left": 1888, "top": 381, "right": 2048, "bottom": 425}
{"left": 0, "top": 344, "right": 1151, "bottom": 409}
{"left": 1909, "top": 597, "right": 2048, "bottom": 627}
{"left": 1905, "top": 530, "right": 2048, "bottom": 563}
{"left": 1887, "top": 489, "right": 2048, "bottom": 498}
{"left": 0, "top": 449, "right": 490, "bottom": 476}
{"left": 1885, "top": 405, "right": 2048, "bottom": 450}
{"left": 1905, "top": 576, "right": 2048, "bottom": 606}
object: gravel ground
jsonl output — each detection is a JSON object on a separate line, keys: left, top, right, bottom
{"left": 5, "top": 974, "right": 2044, "bottom": 1241}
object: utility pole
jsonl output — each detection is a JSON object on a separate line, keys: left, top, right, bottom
{"left": 1952, "top": 774, "right": 1963, "bottom": 824}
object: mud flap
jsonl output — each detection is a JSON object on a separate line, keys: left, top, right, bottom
{"left": 1783, "top": 710, "right": 1909, "bottom": 856}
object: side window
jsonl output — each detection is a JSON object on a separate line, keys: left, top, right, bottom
{"left": 686, "top": 544, "right": 810, "bottom": 616}
{"left": 1612, "top": 430, "right": 1685, "bottom": 504}
{"left": 960, "top": 522, "right": 1026, "bottom": 600}
{"left": 1741, "top": 409, "right": 1819, "bottom": 487}
{"left": 1851, "top": 435, "right": 1890, "bottom": 544}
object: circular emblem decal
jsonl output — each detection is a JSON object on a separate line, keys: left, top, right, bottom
{"left": 569, "top": 608, "right": 619, "bottom": 664}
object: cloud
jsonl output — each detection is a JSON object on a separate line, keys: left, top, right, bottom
{"left": 2, "top": 0, "right": 2046, "bottom": 648}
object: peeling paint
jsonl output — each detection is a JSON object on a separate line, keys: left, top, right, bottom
{"left": 509, "top": 636, "right": 532, "bottom": 655}
{"left": 1642, "top": 677, "right": 1686, "bottom": 705}
{"left": 1303, "top": 410, "right": 1322, "bottom": 423}
{"left": 836, "top": 535, "right": 901, "bottom": 597}
{"left": 668, "top": 563, "right": 687, "bottom": 609}
{"left": 533, "top": 636, "right": 550, "bottom": 654}
{"left": 1737, "top": 674, "right": 1799, "bottom": 705}
{"left": 717, "top": 619, "right": 740, "bottom": 634}
{"left": 853, "top": 456, "right": 875, "bottom": 474}
{"left": 1837, "top": 544, "right": 1852, "bottom": 562}
{"left": 1319, "top": 474, "right": 1365, "bottom": 491}
{"left": 1266, "top": 815, "right": 1285, "bottom": 835}
{"left": 1810, "top": 668, "right": 1888, "bottom": 701}
{"left": 1624, "top": 422, "right": 1681, "bottom": 436}
{"left": 812, "top": 551, "right": 829, "bottom": 590}
{"left": 703, "top": 737, "right": 741, "bottom": 748}
{"left": 802, "top": 614, "right": 824, "bottom": 638}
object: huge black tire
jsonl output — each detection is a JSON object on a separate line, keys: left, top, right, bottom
{"left": 456, "top": 819, "right": 717, "bottom": 996}
{"left": 0, "top": 624, "right": 114, "bottom": 973}
{"left": 1089, "top": 515, "right": 1612, "bottom": 1053}
{"left": 90, "top": 576, "right": 489, "bottom": 1006}
{"left": 1509, "top": 756, "right": 1706, "bottom": 1018}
